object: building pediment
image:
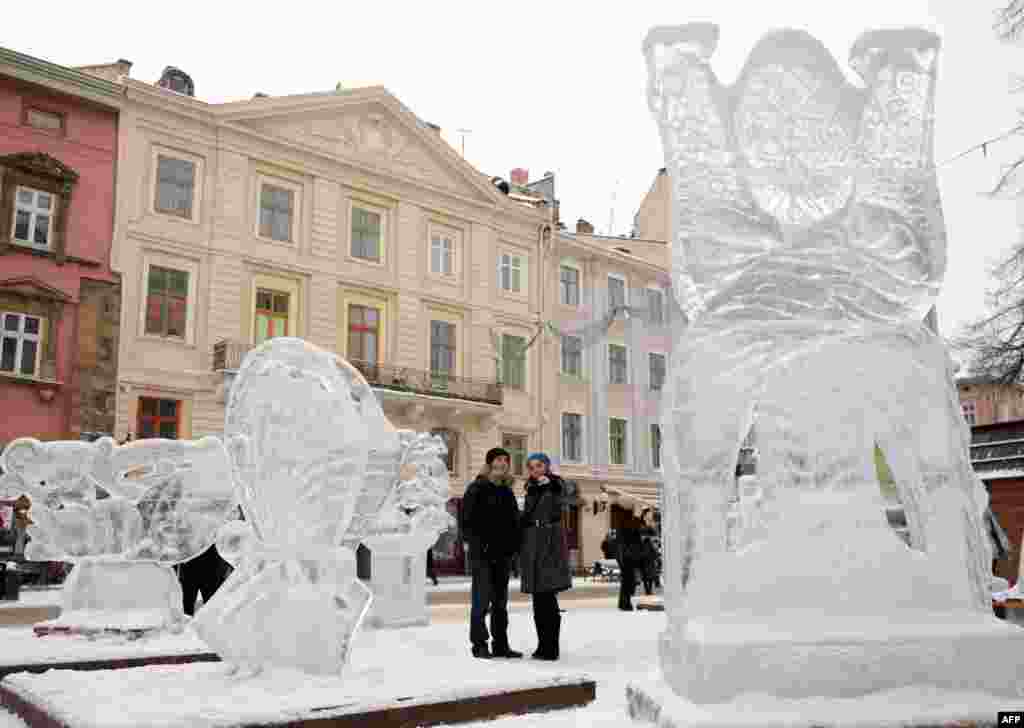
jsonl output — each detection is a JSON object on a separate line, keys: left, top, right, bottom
{"left": 0, "top": 276, "right": 73, "bottom": 303}
{"left": 216, "top": 90, "right": 502, "bottom": 207}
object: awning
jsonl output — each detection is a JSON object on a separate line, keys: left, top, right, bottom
{"left": 602, "top": 484, "right": 660, "bottom": 520}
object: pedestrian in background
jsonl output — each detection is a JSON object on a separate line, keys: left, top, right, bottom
{"left": 461, "top": 447, "right": 523, "bottom": 659}
{"left": 641, "top": 536, "right": 658, "bottom": 596}
{"left": 520, "top": 453, "right": 573, "bottom": 661}
{"left": 617, "top": 526, "right": 645, "bottom": 611}
{"left": 426, "top": 547, "right": 439, "bottom": 586}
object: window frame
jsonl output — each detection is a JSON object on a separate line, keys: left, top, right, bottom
{"left": 136, "top": 397, "right": 181, "bottom": 440}
{"left": 348, "top": 200, "right": 387, "bottom": 266}
{"left": 0, "top": 311, "right": 43, "bottom": 378}
{"left": 11, "top": 185, "right": 55, "bottom": 251}
{"left": 429, "top": 319, "right": 457, "bottom": 376}
{"left": 607, "top": 273, "right": 628, "bottom": 312}
{"left": 253, "top": 287, "right": 292, "bottom": 346}
{"left": 151, "top": 147, "right": 203, "bottom": 224}
{"left": 609, "top": 417, "right": 629, "bottom": 466}
{"left": 431, "top": 428, "right": 459, "bottom": 474}
{"left": 561, "top": 412, "right": 585, "bottom": 464}
{"left": 648, "top": 351, "right": 667, "bottom": 392}
{"left": 347, "top": 303, "right": 382, "bottom": 365}
{"left": 429, "top": 223, "right": 459, "bottom": 279}
{"left": 559, "top": 264, "right": 581, "bottom": 307}
{"left": 255, "top": 173, "right": 301, "bottom": 245}
{"left": 561, "top": 334, "right": 584, "bottom": 378}
{"left": 502, "top": 433, "right": 528, "bottom": 476}
{"left": 22, "top": 107, "right": 65, "bottom": 136}
{"left": 608, "top": 343, "right": 629, "bottom": 385}
{"left": 650, "top": 422, "right": 662, "bottom": 470}
{"left": 497, "top": 250, "right": 527, "bottom": 295}
{"left": 138, "top": 254, "right": 199, "bottom": 345}
{"left": 962, "top": 399, "right": 977, "bottom": 426}
{"left": 499, "top": 332, "right": 528, "bottom": 390}
{"left": 646, "top": 285, "right": 666, "bottom": 325}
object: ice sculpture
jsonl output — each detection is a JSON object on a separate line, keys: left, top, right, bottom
{"left": 0, "top": 436, "right": 236, "bottom": 634}
{"left": 192, "top": 338, "right": 451, "bottom": 673}
{"left": 637, "top": 23, "right": 1024, "bottom": 706}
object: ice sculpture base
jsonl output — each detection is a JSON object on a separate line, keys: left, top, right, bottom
{"left": 626, "top": 675, "right": 1021, "bottom": 728}
{"left": 363, "top": 533, "right": 433, "bottom": 629}
{"left": 658, "top": 611, "right": 1024, "bottom": 705}
{"left": 38, "top": 561, "right": 185, "bottom": 635}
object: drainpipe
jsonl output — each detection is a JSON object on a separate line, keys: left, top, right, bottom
{"left": 537, "top": 219, "right": 553, "bottom": 454}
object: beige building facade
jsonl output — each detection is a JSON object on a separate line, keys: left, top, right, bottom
{"left": 108, "top": 72, "right": 553, "bottom": 571}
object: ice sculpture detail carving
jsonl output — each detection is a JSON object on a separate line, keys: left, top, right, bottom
{"left": 0, "top": 436, "right": 236, "bottom": 634}
{"left": 642, "top": 24, "right": 1024, "bottom": 704}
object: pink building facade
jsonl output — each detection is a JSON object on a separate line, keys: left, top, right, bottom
{"left": 0, "top": 49, "right": 124, "bottom": 445}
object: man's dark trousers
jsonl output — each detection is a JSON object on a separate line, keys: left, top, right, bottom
{"left": 470, "top": 557, "right": 512, "bottom": 650}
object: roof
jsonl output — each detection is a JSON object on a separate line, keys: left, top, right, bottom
{"left": 0, "top": 46, "right": 124, "bottom": 108}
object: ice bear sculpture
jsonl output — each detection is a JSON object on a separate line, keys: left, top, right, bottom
{"left": 634, "top": 23, "right": 1024, "bottom": 707}
{"left": 0, "top": 435, "right": 236, "bottom": 634}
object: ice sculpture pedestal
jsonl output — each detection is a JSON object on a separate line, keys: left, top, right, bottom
{"left": 35, "top": 561, "right": 185, "bottom": 636}
{"left": 363, "top": 532, "right": 434, "bottom": 629}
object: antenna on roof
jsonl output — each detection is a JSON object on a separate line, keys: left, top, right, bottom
{"left": 455, "top": 128, "right": 472, "bottom": 158}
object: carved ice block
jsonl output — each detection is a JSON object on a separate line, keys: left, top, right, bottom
{"left": 0, "top": 435, "right": 236, "bottom": 634}
{"left": 642, "top": 23, "right": 1024, "bottom": 705}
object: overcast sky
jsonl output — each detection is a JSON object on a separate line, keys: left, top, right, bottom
{"left": 5, "top": 0, "right": 1023, "bottom": 340}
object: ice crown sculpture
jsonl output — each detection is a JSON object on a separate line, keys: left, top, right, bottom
{"left": 640, "top": 23, "right": 1024, "bottom": 705}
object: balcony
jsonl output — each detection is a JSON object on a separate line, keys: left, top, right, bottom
{"left": 348, "top": 360, "right": 503, "bottom": 406}
{"left": 211, "top": 340, "right": 502, "bottom": 407}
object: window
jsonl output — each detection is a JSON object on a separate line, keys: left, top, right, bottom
{"left": 145, "top": 266, "right": 189, "bottom": 338}
{"left": 502, "top": 434, "right": 528, "bottom": 476}
{"left": 562, "top": 413, "right": 584, "bottom": 463}
{"left": 649, "top": 352, "right": 666, "bottom": 391}
{"left": 254, "top": 289, "right": 290, "bottom": 345}
{"left": 499, "top": 253, "right": 522, "bottom": 293}
{"left": 137, "top": 398, "right": 180, "bottom": 439}
{"left": 154, "top": 155, "right": 196, "bottom": 219}
{"left": 431, "top": 234, "right": 453, "bottom": 275}
{"left": 0, "top": 312, "right": 41, "bottom": 377}
{"left": 647, "top": 288, "right": 665, "bottom": 325}
{"left": 500, "top": 334, "right": 526, "bottom": 389}
{"left": 962, "top": 400, "right": 977, "bottom": 426}
{"left": 560, "top": 266, "right": 580, "bottom": 306}
{"left": 12, "top": 187, "right": 53, "bottom": 250}
{"left": 258, "top": 183, "right": 294, "bottom": 242}
{"left": 431, "top": 428, "right": 458, "bottom": 473}
{"left": 561, "top": 335, "right": 583, "bottom": 377}
{"left": 348, "top": 304, "right": 381, "bottom": 364}
{"left": 651, "top": 423, "right": 662, "bottom": 469}
{"left": 351, "top": 207, "right": 382, "bottom": 262}
{"left": 25, "top": 108, "right": 63, "bottom": 133}
{"left": 608, "top": 275, "right": 626, "bottom": 311}
{"left": 609, "top": 418, "right": 628, "bottom": 465}
{"left": 609, "top": 344, "right": 628, "bottom": 385}
{"left": 564, "top": 504, "right": 580, "bottom": 551}
{"left": 430, "top": 320, "right": 456, "bottom": 375}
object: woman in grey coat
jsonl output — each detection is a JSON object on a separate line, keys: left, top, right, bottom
{"left": 520, "top": 453, "right": 573, "bottom": 660}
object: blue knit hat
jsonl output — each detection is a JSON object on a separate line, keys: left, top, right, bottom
{"left": 526, "top": 452, "right": 551, "bottom": 468}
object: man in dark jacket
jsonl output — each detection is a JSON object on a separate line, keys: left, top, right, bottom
{"left": 461, "top": 447, "right": 523, "bottom": 659}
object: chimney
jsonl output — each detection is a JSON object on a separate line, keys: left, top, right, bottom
{"left": 576, "top": 218, "right": 594, "bottom": 234}
{"left": 157, "top": 67, "right": 195, "bottom": 97}
{"left": 510, "top": 168, "right": 529, "bottom": 186}
{"left": 253, "top": 93, "right": 269, "bottom": 99}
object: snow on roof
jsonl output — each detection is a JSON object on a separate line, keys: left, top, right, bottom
{"left": 976, "top": 468, "right": 1024, "bottom": 481}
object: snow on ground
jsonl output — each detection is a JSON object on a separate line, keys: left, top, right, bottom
{"left": 0, "top": 712, "right": 26, "bottom": 728}
{"left": 0, "top": 604, "right": 1020, "bottom": 727}
{"left": 0, "top": 624, "right": 210, "bottom": 668}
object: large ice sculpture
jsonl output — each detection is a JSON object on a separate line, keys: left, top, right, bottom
{"left": 192, "top": 337, "right": 452, "bottom": 672}
{"left": 0, "top": 435, "right": 236, "bottom": 634}
{"left": 640, "top": 23, "right": 1024, "bottom": 704}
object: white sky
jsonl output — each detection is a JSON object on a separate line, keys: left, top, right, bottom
{"left": 5, "top": 0, "right": 1024, "bottom": 339}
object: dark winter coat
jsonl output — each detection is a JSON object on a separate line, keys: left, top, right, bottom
{"left": 617, "top": 528, "right": 645, "bottom": 567}
{"left": 461, "top": 474, "right": 521, "bottom": 566}
{"left": 519, "top": 474, "right": 573, "bottom": 594}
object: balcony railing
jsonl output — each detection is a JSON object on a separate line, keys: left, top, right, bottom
{"left": 212, "top": 340, "right": 502, "bottom": 406}
{"left": 212, "top": 339, "right": 249, "bottom": 372}
{"left": 348, "top": 360, "right": 503, "bottom": 406}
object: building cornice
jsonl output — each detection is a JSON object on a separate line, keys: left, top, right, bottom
{"left": 0, "top": 47, "right": 125, "bottom": 109}
{"left": 555, "top": 233, "right": 668, "bottom": 275}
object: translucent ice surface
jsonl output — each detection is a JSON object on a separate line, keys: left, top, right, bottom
{"left": 644, "top": 24, "right": 1010, "bottom": 703}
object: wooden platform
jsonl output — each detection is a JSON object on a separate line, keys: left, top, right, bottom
{"left": 0, "top": 667, "right": 596, "bottom": 728}
{"left": 636, "top": 601, "right": 665, "bottom": 612}
{"left": 0, "top": 651, "right": 220, "bottom": 680}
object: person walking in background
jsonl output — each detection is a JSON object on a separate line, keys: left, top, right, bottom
{"left": 520, "top": 453, "right": 574, "bottom": 661}
{"left": 461, "top": 447, "right": 523, "bottom": 660}
{"left": 177, "top": 543, "right": 232, "bottom": 616}
{"left": 641, "top": 536, "right": 658, "bottom": 596}
{"left": 600, "top": 529, "right": 618, "bottom": 561}
{"left": 617, "top": 526, "right": 645, "bottom": 611}
{"left": 426, "top": 547, "right": 439, "bottom": 586}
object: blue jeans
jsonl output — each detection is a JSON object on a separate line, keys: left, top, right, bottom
{"left": 470, "top": 558, "right": 511, "bottom": 649}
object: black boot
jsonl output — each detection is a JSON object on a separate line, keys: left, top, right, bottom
{"left": 472, "top": 644, "right": 492, "bottom": 659}
{"left": 533, "top": 603, "right": 560, "bottom": 661}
